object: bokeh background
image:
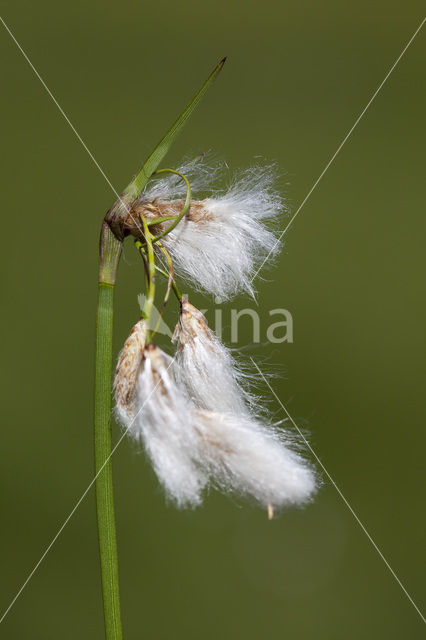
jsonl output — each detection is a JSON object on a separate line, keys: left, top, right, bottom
{"left": 1, "top": 1, "right": 425, "bottom": 638}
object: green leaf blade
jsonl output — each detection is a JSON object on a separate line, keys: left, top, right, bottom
{"left": 123, "top": 57, "right": 226, "bottom": 201}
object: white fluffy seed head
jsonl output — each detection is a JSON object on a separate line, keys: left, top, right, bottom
{"left": 115, "top": 340, "right": 316, "bottom": 513}
{"left": 194, "top": 411, "right": 317, "bottom": 511}
{"left": 137, "top": 158, "right": 286, "bottom": 299}
{"left": 130, "top": 344, "right": 209, "bottom": 508}
{"left": 172, "top": 298, "right": 252, "bottom": 414}
{"left": 112, "top": 155, "right": 317, "bottom": 515}
{"left": 113, "top": 320, "right": 146, "bottom": 425}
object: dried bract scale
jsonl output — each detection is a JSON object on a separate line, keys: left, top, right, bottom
{"left": 131, "top": 199, "right": 210, "bottom": 236}
{"left": 134, "top": 159, "right": 285, "bottom": 299}
{"left": 113, "top": 319, "right": 146, "bottom": 424}
{"left": 172, "top": 298, "right": 252, "bottom": 414}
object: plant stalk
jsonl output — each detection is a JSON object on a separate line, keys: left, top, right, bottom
{"left": 93, "top": 57, "right": 225, "bottom": 637}
{"left": 150, "top": 168, "right": 191, "bottom": 243}
{"left": 139, "top": 215, "right": 156, "bottom": 343}
{"left": 95, "top": 222, "right": 123, "bottom": 640}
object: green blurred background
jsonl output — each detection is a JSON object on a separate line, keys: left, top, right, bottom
{"left": 1, "top": 1, "right": 425, "bottom": 638}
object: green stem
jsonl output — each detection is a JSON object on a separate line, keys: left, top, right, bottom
{"left": 139, "top": 215, "right": 156, "bottom": 343}
{"left": 157, "top": 266, "right": 182, "bottom": 301}
{"left": 137, "top": 169, "right": 191, "bottom": 249}
{"left": 150, "top": 242, "right": 175, "bottom": 341}
{"left": 150, "top": 169, "right": 191, "bottom": 243}
{"left": 92, "top": 58, "right": 225, "bottom": 638}
{"left": 135, "top": 240, "right": 182, "bottom": 301}
{"left": 95, "top": 223, "right": 123, "bottom": 640}
{"left": 147, "top": 215, "right": 177, "bottom": 227}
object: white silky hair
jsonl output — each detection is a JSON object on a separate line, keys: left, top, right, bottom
{"left": 172, "top": 298, "right": 254, "bottom": 414}
{"left": 142, "top": 155, "right": 222, "bottom": 201}
{"left": 114, "top": 338, "right": 316, "bottom": 512}
{"left": 170, "top": 299, "right": 316, "bottom": 510}
{"left": 195, "top": 410, "right": 317, "bottom": 510}
{"left": 141, "top": 158, "right": 286, "bottom": 299}
{"left": 127, "top": 345, "right": 209, "bottom": 508}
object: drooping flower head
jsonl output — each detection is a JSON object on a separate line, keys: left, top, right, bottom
{"left": 116, "top": 341, "right": 208, "bottom": 507}
{"left": 194, "top": 410, "right": 316, "bottom": 512}
{"left": 132, "top": 158, "right": 286, "bottom": 299}
{"left": 114, "top": 306, "right": 317, "bottom": 516}
{"left": 172, "top": 297, "right": 251, "bottom": 414}
{"left": 112, "top": 154, "right": 317, "bottom": 518}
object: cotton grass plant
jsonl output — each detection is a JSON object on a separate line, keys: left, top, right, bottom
{"left": 94, "top": 58, "right": 316, "bottom": 639}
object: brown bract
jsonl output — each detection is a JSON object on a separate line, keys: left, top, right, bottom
{"left": 172, "top": 298, "right": 212, "bottom": 346}
{"left": 106, "top": 197, "right": 212, "bottom": 241}
{"left": 113, "top": 320, "right": 146, "bottom": 409}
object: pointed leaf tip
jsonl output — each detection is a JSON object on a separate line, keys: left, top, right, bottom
{"left": 123, "top": 58, "right": 226, "bottom": 202}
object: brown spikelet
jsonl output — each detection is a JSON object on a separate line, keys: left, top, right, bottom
{"left": 125, "top": 199, "right": 213, "bottom": 239}
{"left": 172, "top": 297, "right": 212, "bottom": 346}
{"left": 114, "top": 320, "right": 146, "bottom": 411}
